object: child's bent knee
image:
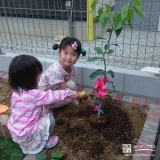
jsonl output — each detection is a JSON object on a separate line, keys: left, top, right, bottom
{"left": 66, "top": 80, "right": 76, "bottom": 90}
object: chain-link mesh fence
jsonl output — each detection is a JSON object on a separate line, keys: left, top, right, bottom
{"left": 0, "top": 0, "right": 160, "bottom": 70}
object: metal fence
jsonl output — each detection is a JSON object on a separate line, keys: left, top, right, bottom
{"left": 0, "top": 0, "right": 160, "bottom": 70}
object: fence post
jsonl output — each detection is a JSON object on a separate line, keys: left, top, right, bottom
{"left": 0, "top": 48, "right": 2, "bottom": 54}
{"left": 87, "top": 0, "right": 94, "bottom": 42}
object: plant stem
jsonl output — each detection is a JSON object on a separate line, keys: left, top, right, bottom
{"left": 103, "top": 25, "right": 113, "bottom": 83}
{"left": 108, "top": 30, "right": 112, "bottom": 45}
{"left": 98, "top": 109, "right": 100, "bottom": 118}
{"left": 103, "top": 53, "right": 106, "bottom": 78}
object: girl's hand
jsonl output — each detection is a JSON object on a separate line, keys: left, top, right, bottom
{"left": 71, "top": 90, "right": 80, "bottom": 98}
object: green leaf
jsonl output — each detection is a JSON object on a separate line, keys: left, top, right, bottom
{"left": 36, "top": 153, "right": 47, "bottom": 160}
{"left": 104, "top": 44, "right": 110, "bottom": 51}
{"left": 90, "top": 0, "right": 98, "bottom": 12}
{"left": 100, "top": 12, "right": 109, "bottom": 27}
{"left": 121, "top": 3, "right": 130, "bottom": 21}
{"left": 106, "top": 29, "right": 112, "bottom": 32}
{"left": 101, "top": 101, "right": 106, "bottom": 110}
{"left": 90, "top": 69, "right": 105, "bottom": 80}
{"left": 98, "top": 7, "right": 103, "bottom": 16}
{"left": 94, "top": 36, "right": 107, "bottom": 40}
{"left": 134, "top": 0, "right": 142, "bottom": 9}
{"left": 106, "top": 49, "right": 114, "bottom": 54}
{"left": 105, "top": 4, "right": 111, "bottom": 14}
{"left": 110, "top": 44, "right": 119, "bottom": 47}
{"left": 51, "top": 152, "right": 64, "bottom": 159}
{"left": 93, "top": 15, "right": 100, "bottom": 22}
{"left": 107, "top": 91, "right": 113, "bottom": 97}
{"left": 87, "top": 57, "right": 102, "bottom": 62}
{"left": 114, "top": 14, "right": 124, "bottom": 30}
{"left": 115, "top": 28, "right": 123, "bottom": 37}
{"left": 92, "top": 96, "right": 97, "bottom": 101}
{"left": 106, "top": 94, "right": 113, "bottom": 100}
{"left": 92, "top": 96, "right": 98, "bottom": 105}
{"left": 112, "top": 85, "right": 115, "bottom": 91}
{"left": 126, "top": 9, "right": 134, "bottom": 21}
{"left": 134, "top": 7, "right": 144, "bottom": 20}
{"left": 107, "top": 70, "right": 114, "bottom": 78}
{"left": 111, "top": 13, "right": 117, "bottom": 20}
{"left": 94, "top": 47, "right": 103, "bottom": 54}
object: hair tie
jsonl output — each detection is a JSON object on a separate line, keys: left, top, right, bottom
{"left": 71, "top": 42, "right": 78, "bottom": 50}
{"left": 81, "top": 48, "right": 86, "bottom": 56}
{"left": 53, "top": 42, "right": 61, "bottom": 50}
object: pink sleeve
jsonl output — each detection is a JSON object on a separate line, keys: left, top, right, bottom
{"left": 34, "top": 90, "right": 74, "bottom": 106}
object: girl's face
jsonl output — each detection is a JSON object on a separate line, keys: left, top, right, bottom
{"left": 59, "top": 45, "right": 79, "bottom": 69}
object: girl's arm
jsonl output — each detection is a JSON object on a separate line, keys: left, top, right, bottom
{"left": 34, "top": 89, "right": 79, "bottom": 106}
{"left": 35, "top": 89, "right": 72, "bottom": 106}
{"left": 57, "top": 82, "right": 67, "bottom": 89}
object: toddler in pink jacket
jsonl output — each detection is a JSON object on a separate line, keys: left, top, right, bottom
{"left": 7, "top": 54, "right": 79, "bottom": 154}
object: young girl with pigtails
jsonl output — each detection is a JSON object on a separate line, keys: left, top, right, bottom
{"left": 38, "top": 37, "right": 92, "bottom": 112}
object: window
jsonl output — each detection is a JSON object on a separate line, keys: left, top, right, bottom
{"left": 0, "top": 0, "right": 87, "bottom": 20}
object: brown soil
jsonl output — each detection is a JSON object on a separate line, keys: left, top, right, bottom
{"left": 47, "top": 99, "right": 146, "bottom": 159}
{"left": 0, "top": 79, "right": 146, "bottom": 160}
{"left": 0, "top": 79, "right": 12, "bottom": 115}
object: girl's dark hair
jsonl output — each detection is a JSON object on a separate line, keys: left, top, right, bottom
{"left": 9, "top": 55, "right": 43, "bottom": 92}
{"left": 53, "top": 37, "right": 86, "bottom": 57}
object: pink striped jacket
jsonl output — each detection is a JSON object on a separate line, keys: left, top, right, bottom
{"left": 7, "top": 88, "right": 73, "bottom": 139}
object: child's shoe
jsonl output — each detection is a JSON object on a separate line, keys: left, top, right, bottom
{"left": 44, "top": 136, "right": 59, "bottom": 149}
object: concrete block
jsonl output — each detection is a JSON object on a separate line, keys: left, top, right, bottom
{"left": 70, "top": 67, "right": 82, "bottom": 85}
{"left": 122, "top": 95, "right": 133, "bottom": 103}
{"left": 82, "top": 67, "right": 95, "bottom": 88}
{"left": 144, "top": 122, "right": 159, "bottom": 132}
{"left": 141, "top": 128, "right": 157, "bottom": 139}
{"left": 124, "top": 73, "right": 160, "bottom": 99}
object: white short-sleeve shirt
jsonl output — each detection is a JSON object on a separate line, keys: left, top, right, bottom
{"left": 39, "top": 61, "right": 76, "bottom": 90}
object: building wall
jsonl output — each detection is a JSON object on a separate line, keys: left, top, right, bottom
{"left": 0, "top": 16, "right": 104, "bottom": 40}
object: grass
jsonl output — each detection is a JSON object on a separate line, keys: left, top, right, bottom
{"left": 0, "top": 136, "right": 25, "bottom": 160}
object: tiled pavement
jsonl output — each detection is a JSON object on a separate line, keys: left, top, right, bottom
{"left": 0, "top": 71, "right": 160, "bottom": 160}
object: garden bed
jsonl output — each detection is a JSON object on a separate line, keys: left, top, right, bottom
{"left": 46, "top": 99, "right": 146, "bottom": 160}
{"left": 0, "top": 79, "right": 146, "bottom": 160}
